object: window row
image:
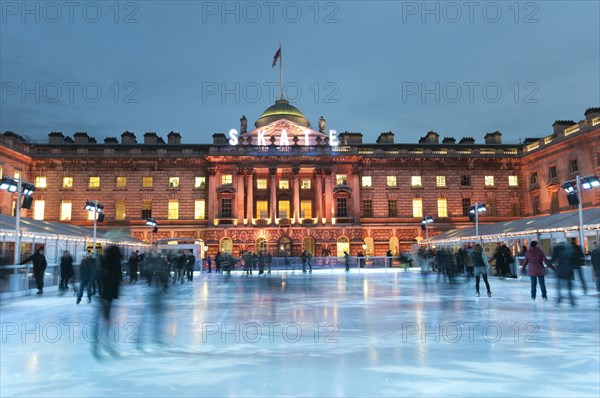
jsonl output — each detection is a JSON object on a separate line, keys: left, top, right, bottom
{"left": 530, "top": 159, "right": 579, "bottom": 184}
{"left": 28, "top": 200, "right": 207, "bottom": 221}
{"left": 34, "top": 176, "right": 208, "bottom": 189}
{"left": 360, "top": 175, "right": 519, "bottom": 188}
{"left": 23, "top": 197, "right": 520, "bottom": 222}
{"left": 362, "top": 198, "right": 518, "bottom": 218}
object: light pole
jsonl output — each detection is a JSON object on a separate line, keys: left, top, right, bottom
{"left": 469, "top": 203, "right": 487, "bottom": 243}
{"left": 146, "top": 218, "right": 158, "bottom": 246}
{"left": 421, "top": 216, "right": 434, "bottom": 247}
{"left": 84, "top": 201, "right": 104, "bottom": 253}
{"left": 0, "top": 176, "right": 35, "bottom": 264}
{"left": 562, "top": 174, "right": 600, "bottom": 251}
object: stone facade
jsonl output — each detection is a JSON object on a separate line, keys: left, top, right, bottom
{"left": 1, "top": 107, "right": 599, "bottom": 258}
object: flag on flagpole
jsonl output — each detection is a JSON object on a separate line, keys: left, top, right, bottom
{"left": 272, "top": 47, "right": 281, "bottom": 68}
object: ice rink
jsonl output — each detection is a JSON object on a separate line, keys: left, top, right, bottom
{"left": 1, "top": 269, "right": 599, "bottom": 397}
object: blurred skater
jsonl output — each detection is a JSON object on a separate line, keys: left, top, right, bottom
{"left": 521, "top": 241, "right": 556, "bottom": 301}
{"left": 551, "top": 241, "right": 577, "bottom": 307}
{"left": 186, "top": 249, "right": 195, "bottom": 281}
{"left": 93, "top": 244, "right": 122, "bottom": 359}
{"left": 59, "top": 250, "right": 74, "bottom": 293}
{"left": 19, "top": 247, "right": 47, "bottom": 295}
{"left": 591, "top": 241, "right": 600, "bottom": 293}
{"left": 471, "top": 244, "right": 492, "bottom": 298}
{"left": 77, "top": 251, "right": 96, "bottom": 304}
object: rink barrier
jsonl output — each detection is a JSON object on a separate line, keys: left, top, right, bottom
{"left": 0, "top": 256, "right": 596, "bottom": 299}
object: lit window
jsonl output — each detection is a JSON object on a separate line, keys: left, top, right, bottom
{"left": 194, "top": 200, "right": 206, "bottom": 220}
{"left": 195, "top": 177, "right": 206, "bottom": 188}
{"left": 14, "top": 172, "right": 21, "bottom": 180}
{"left": 63, "top": 177, "right": 73, "bottom": 188}
{"left": 436, "top": 176, "right": 446, "bottom": 187}
{"left": 279, "top": 179, "right": 290, "bottom": 189}
{"left": 484, "top": 176, "right": 495, "bottom": 186}
{"left": 168, "top": 200, "right": 179, "bottom": 220}
{"left": 116, "top": 177, "right": 127, "bottom": 188}
{"left": 60, "top": 201, "right": 72, "bottom": 221}
{"left": 411, "top": 176, "right": 422, "bottom": 187}
{"left": 336, "top": 174, "right": 347, "bottom": 186}
{"left": 278, "top": 200, "right": 290, "bottom": 219}
{"left": 257, "top": 179, "right": 267, "bottom": 189}
{"left": 300, "top": 200, "right": 312, "bottom": 218}
{"left": 143, "top": 177, "right": 153, "bottom": 188}
{"left": 33, "top": 200, "right": 45, "bottom": 220}
{"left": 437, "top": 198, "right": 448, "bottom": 217}
{"left": 301, "top": 179, "right": 311, "bottom": 189}
{"left": 115, "top": 200, "right": 126, "bottom": 220}
{"left": 169, "top": 177, "right": 180, "bottom": 188}
{"left": 35, "top": 176, "right": 47, "bottom": 188}
{"left": 508, "top": 176, "right": 518, "bottom": 186}
{"left": 221, "top": 174, "right": 233, "bottom": 186}
{"left": 256, "top": 201, "right": 268, "bottom": 218}
{"left": 412, "top": 198, "right": 423, "bottom": 218}
{"left": 89, "top": 176, "right": 100, "bottom": 188}
{"left": 387, "top": 176, "right": 397, "bottom": 187}
{"left": 361, "top": 176, "right": 372, "bottom": 188}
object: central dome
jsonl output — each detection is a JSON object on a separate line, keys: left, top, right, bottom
{"left": 255, "top": 99, "right": 311, "bottom": 128}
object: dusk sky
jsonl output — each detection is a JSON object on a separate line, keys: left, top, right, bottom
{"left": 1, "top": 1, "right": 598, "bottom": 145}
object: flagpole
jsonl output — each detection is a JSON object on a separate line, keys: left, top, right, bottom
{"left": 279, "top": 44, "right": 283, "bottom": 100}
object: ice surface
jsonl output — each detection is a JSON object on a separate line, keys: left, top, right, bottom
{"left": 1, "top": 270, "right": 598, "bottom": 397}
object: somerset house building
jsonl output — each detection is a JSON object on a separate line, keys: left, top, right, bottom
{"left": 1, "top": 101, "right": 599, "bottom": 259}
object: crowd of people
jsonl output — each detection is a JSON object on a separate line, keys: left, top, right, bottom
{"left": 12, "top": 237, "right": 599, "bottom": 361}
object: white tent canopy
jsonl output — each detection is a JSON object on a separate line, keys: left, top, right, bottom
{"left": 429, "top": 208, "right": 600, "bottom": 245}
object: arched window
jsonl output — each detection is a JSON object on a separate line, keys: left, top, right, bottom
{"left": 364, "top": 237, "right": 374, "bottom": 256}
{"left": 255, "top": 237, "right": 269, "bottom": 255}
{"left": 220, "top": 237, "right": 233, "bottom": 254}
{"left": 278, "top": 237, "right": 292, "bottom": 257}
{"left": 389, "top": 237, "right": 399, "bottom": 256}
{"left": 337, "top": 236, "right": 350, "bottom": 257}
{"left": 302, "top": 236, "right": 316, "bottom": 256}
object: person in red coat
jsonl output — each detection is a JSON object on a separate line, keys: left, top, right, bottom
{"left": 521, "top": 241, "right": 556, "bottom": 301}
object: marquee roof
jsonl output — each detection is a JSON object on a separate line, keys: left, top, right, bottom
{"left": 429, "top": 208, "right": 600, "bottom": 244}
{"left": 0, "top": 214, "right": 145, "bottom": 245}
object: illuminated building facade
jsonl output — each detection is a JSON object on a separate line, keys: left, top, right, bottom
{"left": 1, "top": 103, "right": 599, "bottom": 258}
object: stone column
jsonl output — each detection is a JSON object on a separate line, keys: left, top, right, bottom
{"left": 315, "top": 168, "right": 323, "bottom": 223}
{"left": 207, "top": 167, "right": 217, "bottom": 223}
{"left": 324, "top": 168, "right": 333, "bottom": 224}
{"left": 352, "top": 166, "right": 361, "bottom": 223}
{"left": 269, "top": 167, "right": 277, "bottom": 223}
{"left": 292, "top": 167, "right": 300, "bottom": 224}
{"left": 236, "top": 167, "right": 245, "bottom": 225}
{"left": 246, "top": 169, "right": 254, "bottom": 222}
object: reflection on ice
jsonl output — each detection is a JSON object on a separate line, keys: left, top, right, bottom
{"left": 1, "top": 270, "right": 598, "bottom": 397}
